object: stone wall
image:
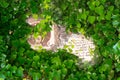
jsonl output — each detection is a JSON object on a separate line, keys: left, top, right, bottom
{"left": 26, "top": 17, "right": 96, "bottom": 64}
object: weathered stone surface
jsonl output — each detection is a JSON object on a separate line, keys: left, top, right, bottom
{"left": 26, "top": 17, "right": 95, "bottom": 63}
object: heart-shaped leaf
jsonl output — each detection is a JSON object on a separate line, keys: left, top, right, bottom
{"left": 32, "top": 72, "right": 41, "bottom": 80}
{"left": 88, "top": 16, "right": 95, "bottom": 24}
{"left": 95, "top": 5, "right": 104, "bottom": 15}
{"left": 16, "top": 67, "right": 24, "bottom": 77}
{"left": 33, "top": 55, "right": 40, "bottom": 61}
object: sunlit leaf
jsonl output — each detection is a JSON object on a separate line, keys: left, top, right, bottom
{"left": 113, "top": 41, "right": 120, "bottom": 54}
{"left": 100, "top": 0, "right": 106, "bottom": 4}
{"left": 32, "top": 14, "right": 39, "bottom": 19}
{"left": 117, "top": 77, "right": 120, "bottom": 80}
{"left": 16, "top": 67, "right": 24, "bottom": 77}
{"left": 33, "top": 55, "right": 40, "bottom": 61}
{"left": 32, "top": 72, "right": 41, "bottom": 80}
{"left": 112, "top": 20, "right": 119, "bottom": 27}
{"left": 95, "top": 5, "right": 104, "bottom": 15}
{"left": 81, "top": 11, "right": 89, "bottom": 20}
{"left": 11, "top": 66, "right": 17, "bottom": 73}
{"left": 51, "top": 56, "right": 61, "bottom": 66}
{"left": 88, "top": 16, "right": 95, "bottom": 24}
{"left": 109, "top": 6, "right": 114, "bottom": 12}
{"left": 95, "top": 1, "right": 100, "bottom": 6}
{"left": 105, "top": 11, "right": 112, "bottom": 20}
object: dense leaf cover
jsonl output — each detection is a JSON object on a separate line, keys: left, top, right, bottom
{"left": 0, "top": 0, "right": 120, "bottom": 80}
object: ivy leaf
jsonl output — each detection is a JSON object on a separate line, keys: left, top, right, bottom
{"left": 97, "top": 14, "right": 105, "bottom": 21}
{"left": 108, "top": 70, "right": 114, "bottom": 80}
{"left": 105, "top": 11, "right": 112, "bottom": 20}
{"left": 0, "top": 73, "right": 5, "bottom": 79}
{"left": 19, "top": 47, "right": 25, "bottom": 56}
{"left": 117, "top": 77, "right": 120, "bottom": 80}
{"left": 64, "top": 60, "right": 74, "bottom": 69}
{"left": 1, "top": 16, "right": 9, "bottom": 23}
{"left": 78, "top": 28, "right": 85, "bottom": 34}
{"left": 87, "top": 1, "right": 95, "bottom": 10}
{"left": 95, "top": 1, "right": 100, "bottom": 6}
{"left": 88, "top": 16, "right": 95, "bottom": 24}
{"left": 99, "top": 65, "right": 106, "bottom": 73}
{"left": 1, "top": 63, "right": 6, "bottom": 68}
{"left": 113, "top": 41, "right": 120, "bottom": 54}
{"left": 32, "top": 72, "right": 41, "bottom": 80}
{"left": 5, "top": 64, "right": 11, "bottom": 70}
{"left": 61, "top": 4, "right": 67, "bottom": 10}
{"left": 0, "top": 1, "right": 9, "bottom": 8}
{"left": 104, "top": 59, "right": 112, "bottom": 71}
{"left": 51, "top": 56, "right": 61, "bottom": 66}
{"left": 64, "top": 45, "right": 69, "bottom": 49}
{"left": 12, "top": 40, "right": 20, "bottom": 48}
{"left": 108, "top": 6, "right": 114, "bottom": 12}
{"left": 118, "top": 34, "right": 120, "bottom": 39}
{"left": 102, "top": 50, "right": 109, "bottom": 57}
{"left": 112, "top": 20, "right": 119, "bottom": 27}
{"left": 52, "top": 70, "right": 61, "bottom": 80}
{"left": 81, "top": 11, "right": 89, "bottom": 20}
{"left": 0, "top": 78, "right": 4, "bottom": 80}
{"left": 11, "top": 66, "right": 17, "bottom": 73}
{"left": 33, "top": 55, "right": 40, "bottom": 61}
{"left": 98, "top": 74, "right": 106, "bottom": 80}
{"left": 61, "top": 68, "right": 67, "bottom": 76}
{"left": 16, "top": 67, "right": 24, "bottom": 77}
{"left": 32, "top": 14, "right": 39, "bottom": 19}
{"left": 95, "top": 5, "right": 104, "bottom": 15}
{"left": 100, "top": 0, "right": 106, "bottom": 4}
{"left": 115, "top": 63, "right": 120, "bottom": 72}
{"left": 76, "top": 23, "right": 81, "bottom": 28}
{"left": 30, "top": 1, "right": 38, "bottom": 13}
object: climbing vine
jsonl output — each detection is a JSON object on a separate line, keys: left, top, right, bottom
{"left": 0, "top": 0, "right": 120, "bottom": 80}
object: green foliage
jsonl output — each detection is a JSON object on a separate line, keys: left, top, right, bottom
{"left": 88, "top": 16, "right": 96, "bottom": 24}
{"left": 0, "top": 0, "right": 120, "bottom": 79}
{"left": 0, "top": 0, "right": 9, "bottom": 8}
{"left": 51, "top": 0, "right": 120, "bottom": 79}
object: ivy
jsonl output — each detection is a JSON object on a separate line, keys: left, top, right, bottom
{"left": 0, "top": 0, "right": 120, "bottom": 79}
